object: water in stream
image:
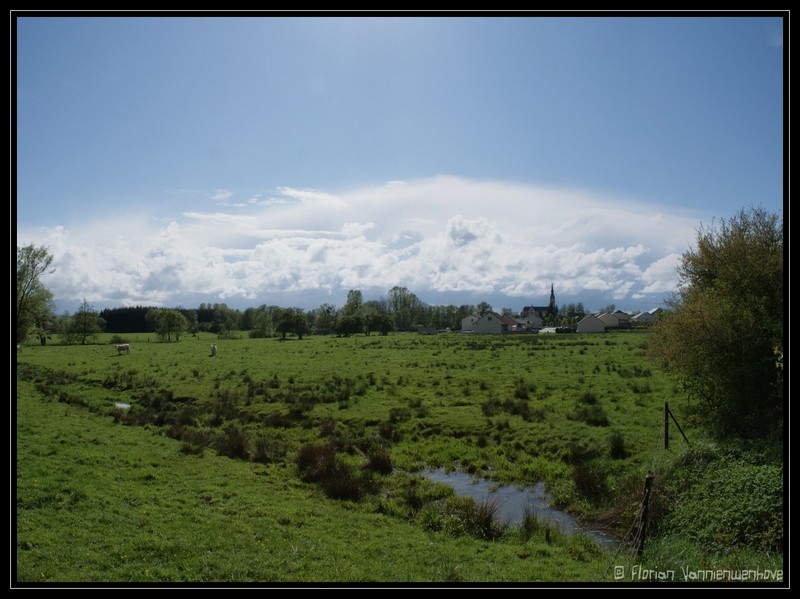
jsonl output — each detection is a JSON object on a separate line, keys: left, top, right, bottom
{"left": 419, "top": 469, "right": 617, "bottom": 550}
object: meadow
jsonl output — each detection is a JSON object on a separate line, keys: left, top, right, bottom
{"left": 16, "top": 330, "right": 782, "bottom": 584}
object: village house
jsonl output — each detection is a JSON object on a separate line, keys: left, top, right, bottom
{"left": 472, "top": 311, "right": 517, "bottom": 334}
{"left": 460, "top": 314, "right": 480, "bottom": 332}
{"left": 515, "top": 312, "right": 543, "bottom": 331}
{"left": 598, "top": 310, "right": 632, "bottom": 329}
{"left": 631, "top": 307, "right": 663, "bottom": 325}
{"left": 576, "top": 314, "right": 606, "bottom": 333}
{"left": 597, "top": 312, "right": 620, "bottom": 329}
{"left": 612, "top": 310, "right": 631, "bottom": 329}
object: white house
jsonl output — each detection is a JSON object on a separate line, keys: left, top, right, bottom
{"left": 472, "top": 312, "right": 508, "bottom": 334}
{"left": 461, "top": 314, "right": 480, "bottom": 332}
{"left": 516, "top": 313, "right": 543, "bottom": 331}
{"left": 576, "top": 314, "right": 606, "bottom": 333}
{"left": 597, "top": 312, "right": 620, "bottom": 329}
{"left": 631, "top": 307, "right": 663, "bottom": 326}
{"left": 612, "top": 310, "right": 631, "bottom": 329}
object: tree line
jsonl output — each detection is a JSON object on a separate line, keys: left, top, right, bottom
{"left": 66, "top": 291, "right": 593, "bottom": 341}
{"left": 80, "top": 294, "right": 591, "bottom": 340}
{"left": 16, "top": 252, "right": 596, "bottom": 344}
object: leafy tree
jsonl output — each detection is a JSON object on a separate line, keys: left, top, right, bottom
{"left": 311, "top": 303, "right": 337, "bottom": 336}
{"left": 147, "top": 308, "right": 189, "bottom": 342}
{"left": 342, "top": 289, "right": 363, "bottom": 316}
{"left": 559, "top": 303, "right": 586, "bottom": 327}
{"left": 180, "top": 308, "right": 199, "bottom": 334}
{"left": 276, "top": 308, "right": 308, "bottom": 340}
{"left": 388, "top": 286, "right": 424, "bottom": 331}
{"left": 648, "top": 207, "right": 783, "bottom": 438}
{"left": 33, "top": 311, "right": 58, "bottom": 346}
{"left": 428, "top": 304, "right": 466, "bottom": 330}
{"left": 196, "top": 304, "right": 216, "bottom": 328}
{"left": 16, "top": 244, "right": 55, "bottom": 344}
{"left": 211, "top": 304, "right": 239, "bottom": 335}
{"left": 335, "top": 314, "right": 364, "bottom": 337}
{"left": 64, "top": 298, "right": 105, "bottom": 345}
{"left": 476, "top": 301, "right": 492, "bottom": 316}
{"left": 365, "top": 313, "right": 395, "bottom": 336}
{"left": 239, "top": 307, "right": 258, "bottom": 331}
{"left": 248, "top": 305, "right": 280, "bottom": 338}
{"left": 362, "top": 299, "right": 387, "bottom": 315}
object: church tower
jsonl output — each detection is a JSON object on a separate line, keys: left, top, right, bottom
{"left": 547, "top": 284, "right": 556, "bottom": 318}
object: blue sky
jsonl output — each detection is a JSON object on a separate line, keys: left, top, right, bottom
{"left": 16, "top": 14, "right": 785, "bottom": 315}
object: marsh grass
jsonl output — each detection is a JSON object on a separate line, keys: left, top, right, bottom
{"left": 16, "top": 330, "right": 780, "bottom": 582}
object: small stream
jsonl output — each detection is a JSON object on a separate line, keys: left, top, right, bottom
{"left": 419, "top": 469, "right": 617, "bottom": 550}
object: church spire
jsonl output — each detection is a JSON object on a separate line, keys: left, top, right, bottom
{"left": 547, "top": 283, "right": 556, "bottom": 317}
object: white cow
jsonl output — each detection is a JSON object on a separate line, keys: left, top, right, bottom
{"left": 115, "top": 343, "right": 131, "bottom": 355}
{"left": 210, "top": 343, "right": 217, "bottom": 356}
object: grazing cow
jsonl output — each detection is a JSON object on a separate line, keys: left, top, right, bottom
{"left": 115, "top": 343, "right": 131, "bottom": 355}
{"left": 210, "top": 343, "right": 217, "bottom": 357}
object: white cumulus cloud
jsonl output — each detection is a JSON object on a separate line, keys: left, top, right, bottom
{"left": 17, "top": 176, "right": 708, "bottom": 313}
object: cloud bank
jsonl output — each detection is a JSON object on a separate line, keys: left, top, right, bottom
{"left": 18, "top": 176, "right": 702, "bottom": 313}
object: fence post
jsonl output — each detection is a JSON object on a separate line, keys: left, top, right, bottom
{"left": 664, "top": 402, "right": 669, "bottom": 450}
{"left": 667, "top": 403, "right": 691, "bottom": 448}
{"left": 638, "top": 471, "right": 654, "bottom": 556}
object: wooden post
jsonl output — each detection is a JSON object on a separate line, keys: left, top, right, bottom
{"left": 664, "top": 402, "right": 669, "bottom": 450}
{"left": 667, "top": 404, "right": 691, "bottom": 447}
{"left": 638, "top": 471, "right": 654, "bottom": 556}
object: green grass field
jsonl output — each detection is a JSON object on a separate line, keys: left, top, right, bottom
{"left": 18, "top": 376, "right": 613, "bottom": 583}
{"left": 15, "top": 330, "right": 782, "bottom": 584}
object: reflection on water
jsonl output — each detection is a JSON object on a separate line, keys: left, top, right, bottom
{"left": 419, "top": 469, "right": 617, "bottom": 550}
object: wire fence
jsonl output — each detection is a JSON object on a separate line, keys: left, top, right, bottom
{"left": 597, "top": 418, "right": 673, "bottom": 581}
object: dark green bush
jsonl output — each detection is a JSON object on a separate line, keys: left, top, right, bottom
{"left": 296, "top": 441, "right": 376, "bottom": 500}
{"left": 252, "top": 433, "right": 287, "bottom": 464}
{"left": 609, "top": 431, "right": 628, "bottom": 459}
{"left": 178, "top": 427, "right": 214, "bottom": 455}
{"left": 574, "top": 403, "right": 609, "bottom": 427}
{"left": 215, "top": 423, "right": 249, "bottom": 459}
{"left": 364, "top": 449, "right": 393, "bottom": 474}
{"left": 572, "top": 460, "right": 610, "bottom": 505}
